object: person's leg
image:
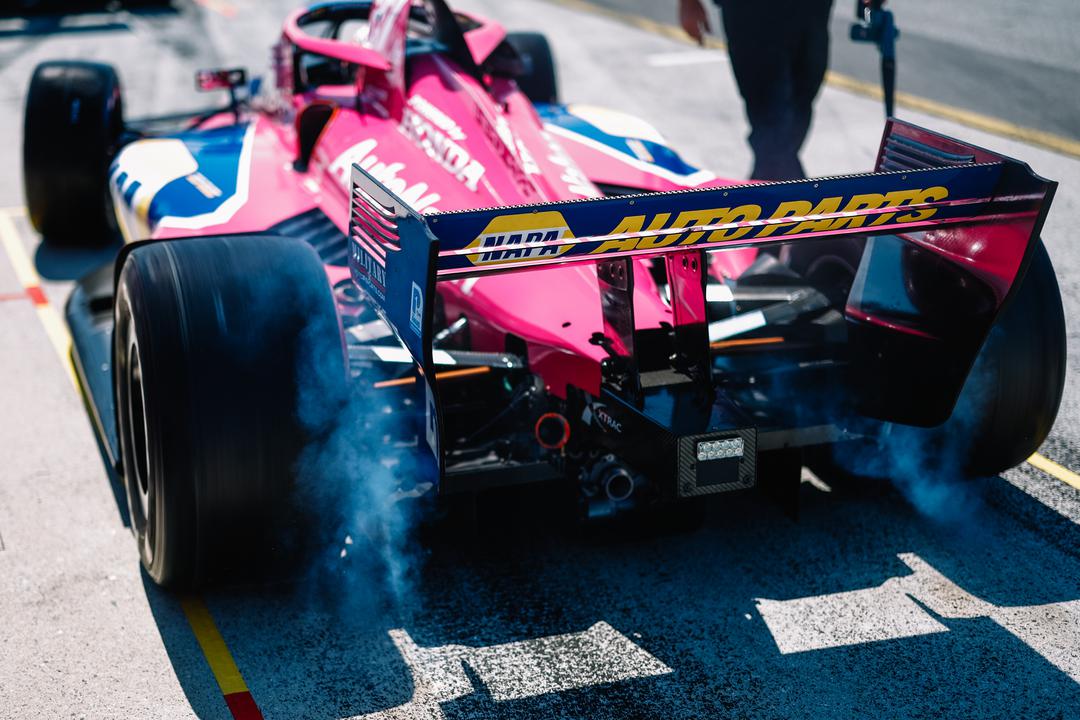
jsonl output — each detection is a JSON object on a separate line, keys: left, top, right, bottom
{"left": 789, "top": 0, "right": 833, "bottom": 163}
{"left": 720, "top": 3, "right": 802, "bottom": 180}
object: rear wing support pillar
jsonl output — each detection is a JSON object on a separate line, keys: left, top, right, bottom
{"left": 665, "top": 249, "right": 710, "bottom": 384}
{"left": 596, "top": 257, "right": 640, "bottom": 399}
{"left": 595, "top": 248, "right": 712, "bottom": 401}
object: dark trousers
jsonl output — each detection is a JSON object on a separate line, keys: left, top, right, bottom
{"left": 719, "top": 0, "right": 833, "bottom": 180}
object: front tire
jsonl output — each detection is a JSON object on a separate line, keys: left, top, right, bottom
{"left": 505, "top": 32, "right": 559, "bottom": 105}
{"left": 114, "top": 235, "right": 346, "bottom": 588}
{"left": 23, "top": 61, "right": 123, "bottom": 245}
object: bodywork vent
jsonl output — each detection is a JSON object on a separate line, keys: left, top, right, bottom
{"left": 349, "top": 181, "right": 402, "bottom": 271}
{"left": 879, "top": 134, "right": 976, "bottom": 172}
{"left": 270, "top": 209, "right": 348, "bottom": 266}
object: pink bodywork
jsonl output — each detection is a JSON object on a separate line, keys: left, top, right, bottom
{"left": 152, "top": 0, "right": 751, "bottom": 397}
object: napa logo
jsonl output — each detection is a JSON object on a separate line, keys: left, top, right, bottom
{"left": 465, "top": 211, "right": 574, "bottom": 266}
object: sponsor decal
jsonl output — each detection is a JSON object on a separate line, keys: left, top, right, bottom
{"left": 329, "top": 138, "right": 441, "bottom": 213}
{"left": 463, "top": 185, "right": 951, "bottom": 266}
{"left": 425, "top": 381, "right": 439, "bottom": 460}
{"left": 515, "top": 137, "right": 541, "bottom": 176}
{"left": 541, "top": 129, "right": 597, "bottom": 198}
{"left": 407, "top": 95, "right": 466, "bottom": 141}
{"left": 464, "top": 211, "right": 573, "bottom": 266}
{"left": 350, "top": 236, "right": 388, "bottom": 299}
{"left": 626, "top": 138, "right": 654, "bottom": 163}
{"left": 584, "top": 186, "right": 950, "bottom": 254}
{"left": 474, "top": 107, "right": 537, "bottom": 196}
{"left": 410, "top": 281, "right": 424, "bottom": 336}
{"left": 185, "top": 172, "right": 222, "bottom": 199}
{"left": 400, "top": 98, "right": 486, "bottom": 191}
{"left": 593, "top": 404, "right": 623, "bottom": 434}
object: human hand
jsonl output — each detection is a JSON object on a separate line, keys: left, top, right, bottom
{"left": 678, "top": 0, "right": 711, "bottom": 46}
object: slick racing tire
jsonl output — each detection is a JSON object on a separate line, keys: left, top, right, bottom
{"left": 949, "top": 240, "right": 1066, "bottom": 477}
{"left": 114, "top": 235, "right": 346, "bottom": 588}
{"left": 23, "top": 61, "right": 123, "bottom": 246}
{"left": 505, "top": 32, "right": 558, "bottom": 105}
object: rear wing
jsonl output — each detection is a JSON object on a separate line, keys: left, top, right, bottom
{"left": 348, "top": 119, "right": 1055, "bottom": 465}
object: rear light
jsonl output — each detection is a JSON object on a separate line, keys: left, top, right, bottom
{"left": 696, "top": 437, "right": 744, "bottom": 462}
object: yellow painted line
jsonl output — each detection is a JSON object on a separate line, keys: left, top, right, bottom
{"left": 1027, "top": 453, "right": 1080, "bottom": 491}
{"left": 179, "top": 596, "right": 252, "bottom": 697}
{"left": 0, "top": 209, "right": 78, "bottom": 390}
{"left": 546, "top": 0, "right": 1080, "bottom": 160}
{"left": 823, "top": 73, "right": 1080, "bottom": 159}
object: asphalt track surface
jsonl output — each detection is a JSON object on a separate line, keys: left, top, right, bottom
{"left": 579, "top": 0, "right": 1080, "bottom": 147}
{"left": 1, "top": 1, "right": 1079, "bottom": 718}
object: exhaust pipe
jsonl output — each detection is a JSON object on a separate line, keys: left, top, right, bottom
{"left": 582, "top": 454, "right": 643, "bottom": 520}
{"left": 603, "top": 466, "right": 635, "bottom": 502}
{"left": 535, "top": 412, "right": 571, "bottom": 450}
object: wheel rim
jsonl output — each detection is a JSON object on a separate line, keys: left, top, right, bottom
{"left": 124, "top": 337, "right": 154, "bottom": 565}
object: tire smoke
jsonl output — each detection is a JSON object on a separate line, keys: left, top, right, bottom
{"left": 830, "top": 339, "right": 995, "bottom": 524}
{"left": 288, "top": 268, "right": 428, "bottom": 607}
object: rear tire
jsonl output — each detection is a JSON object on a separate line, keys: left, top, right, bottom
{"left": 809, "top": 241, "right": 1065, "bottom": 485}
{"left": 114, "top": 235, "right": 346, "bottom": 588}
{"left": 505, "top": 32, "right": 559, "bottom": 105}
{"left": 952, "top": 241, "right": 1066, "bottom": 476}
{"left": 23, "top": 61, "right": 123, "bottom": 245}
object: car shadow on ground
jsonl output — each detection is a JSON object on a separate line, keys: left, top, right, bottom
{"left": 129, "top": 467, "right": 1080, "bottom": 719}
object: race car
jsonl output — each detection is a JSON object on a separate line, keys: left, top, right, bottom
{"left": 23, "top": 0, "right": 1064, "bottom": 588}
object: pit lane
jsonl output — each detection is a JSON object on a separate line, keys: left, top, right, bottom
{"left": 1, "top": 1, "right": 1079, "bottom": 718}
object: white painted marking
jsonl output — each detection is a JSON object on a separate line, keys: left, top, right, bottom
{"left": 708, "top": 310, "right": 766, "bottom": 342}
{"left": 350, "top": 621, "right": 671, "bottom": 718}
{"left": 800, "top": 466, "right": 832, "bottom": 493}
{"left": 1004, "top": 465, "right": 1080, "bottom": 524}
{"left": 757, "top": 553, "right": 1080, "bottom": 683}
{"left": 757, "top": 582, "right": 949, "bottom": 654}
{"left": 646, "top": 50, "right": 729, "bottom": 68}
{"left": 892, "top": 554, "right": 992, "bottom": 619}
{"left": 991, "top": 601, "right": 1080, "bottom": 684}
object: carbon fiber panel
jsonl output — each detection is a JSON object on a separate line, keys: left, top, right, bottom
{"left": 676, "top": 427, "right": 757, "bottom": 497}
